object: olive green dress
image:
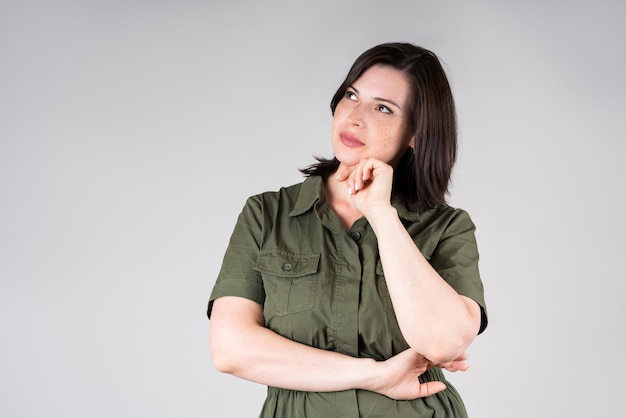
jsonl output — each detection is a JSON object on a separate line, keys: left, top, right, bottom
{"left": 208, "top": 175, "right": 488, "bottom": 417}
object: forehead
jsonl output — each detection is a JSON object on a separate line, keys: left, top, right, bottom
{"left": 353, "top": 64, "right": 412, "bottom": 106}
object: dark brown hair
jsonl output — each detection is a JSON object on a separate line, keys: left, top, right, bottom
{"left": 300, "top": 42, "right": 457, "bottom": 211}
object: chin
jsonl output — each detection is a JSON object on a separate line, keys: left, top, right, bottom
{"left": 334, "top": 148, "right": 363, "bottom": 166}
{"left": 335, "top": 154, "right": 361, "bottom": 167}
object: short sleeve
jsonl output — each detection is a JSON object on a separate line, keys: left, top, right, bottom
{"left": 428, "top": 209, "right": 488, "bottom": 333}
{"left": 207, "top": 196, "right": 266, "bottom": 318}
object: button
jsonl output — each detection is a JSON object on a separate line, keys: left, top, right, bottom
{"left": 282, "top": 262, "right": 293, "bottom": 271}
{"left": 350, "top": 232, "right": 361, "bottom": 241}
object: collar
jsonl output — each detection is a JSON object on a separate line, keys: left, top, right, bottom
{"left": 289, "top": 176, "right": 323, "bottom": 217}
{"left": 290, "top": 176, "right": 421, "bottom": 222}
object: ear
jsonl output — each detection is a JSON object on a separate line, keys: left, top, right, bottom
{"left": 409, "top": 135, "right": 415, "bottom": 148}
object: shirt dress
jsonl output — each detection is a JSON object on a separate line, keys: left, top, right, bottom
{"left": 208, "top": 175, "right": 488, "bottom": 417}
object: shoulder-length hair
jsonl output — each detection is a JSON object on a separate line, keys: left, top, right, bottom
{"left": 300, "top": 42, "right": 457, "bottom": 211}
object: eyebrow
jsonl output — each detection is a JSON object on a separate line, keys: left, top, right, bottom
{"left": 349, "top": 86, "right": 402, "bottom": 110}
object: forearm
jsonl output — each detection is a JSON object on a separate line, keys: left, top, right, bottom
{"left": 367, "top": 205, "right": 480, "bottom": 363}
{"left": 209, "top": 296, "right": 381, "bottom": 392}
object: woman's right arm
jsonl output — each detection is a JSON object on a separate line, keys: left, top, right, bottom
{"left": 209, "top": 296, "right": 462, "bottom": 399}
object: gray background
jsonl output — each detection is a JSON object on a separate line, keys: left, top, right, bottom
{"left": 1, "top": 1, "right": 624, "bottom": 417}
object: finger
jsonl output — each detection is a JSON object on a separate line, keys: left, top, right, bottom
{"left": 443, "top": 362, "right": 470, "bottom": 373}
{"left": 347, "top": 161, "right": 365, "bottom": 194}
{"left": 427, "top": 359, "right": 469, "bottom": 373}
{"left": 456, "top": 353, "right": 469, "bottom": 361}
{"left": 434, "top": 353, "right": 468, "bottom": 368}
{"left": 335, "top": 164, "right": 354, "bottom": 182}
{"left": 415, "top": 381, "right": 447, "bottom": 398}
{"left": 361, "top": 158, "right": 376, "bottom": 182}
{"left": 354, "top": 159, "right": 374, "bottom": 191}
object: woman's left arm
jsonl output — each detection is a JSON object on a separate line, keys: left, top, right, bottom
{"left": 338, "top": 158, "right": 482, "bottom": 365}
{"left": 368, "top": 205, "right": 481, "bottom": 364}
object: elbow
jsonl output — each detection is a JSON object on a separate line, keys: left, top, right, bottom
{"left": 210, "top": 333, "right": 246, "bottom": 375}
{"left": 420, "top": 302, "right": 482, "bottom": 363}
{"left": 208, "top": 296, "right": 264, "bottom": 375}
{"left": 411, "top": 327, "right": 478, "bottom": 364}
{"left": 210, "top": 346, "right": 235, "bottom": 374}
{"left": 420, "top": 336, "right": 473, "bottom": 365}
{"left": 209, "top": 327, "right": 244, "bottom": 375}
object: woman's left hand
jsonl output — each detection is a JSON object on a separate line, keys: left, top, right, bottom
{"left": 336, "top": 158, "right": 394, "bottom": 217}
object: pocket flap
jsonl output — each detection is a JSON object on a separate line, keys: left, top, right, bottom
{"left": 253, "top": 250, "right": 320, "bottom": 277}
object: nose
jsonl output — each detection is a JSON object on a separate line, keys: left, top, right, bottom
{"left": 347, "top": 103, "right": 365, "bottom": 127}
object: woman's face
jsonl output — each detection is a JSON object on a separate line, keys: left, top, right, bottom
{"left": 331, "top": 64, "right": 414, "bottom": 167}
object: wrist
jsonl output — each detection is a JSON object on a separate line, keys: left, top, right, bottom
{"left": 364, "top": 204, "right": 398, "bottom": 230}
{"left": 357, "top": 357, "right": 386, "bottom": 393}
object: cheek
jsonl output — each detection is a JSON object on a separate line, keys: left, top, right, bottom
{"left": 331, "top": 108, "right": 345, "bottom": 131}
{"left": 378, "top": 125, "right": 408, "bottom": 146}
{"left": 377, "top": 127, "right": 412, "bottom": 159}
{"left": 333, "top": 100, "right": 349, "bottom": 119}
{"left": 330, "top": 117, "right": 342, "bottom": 141}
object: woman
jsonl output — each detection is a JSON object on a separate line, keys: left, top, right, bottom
{"left": 208, "top": 42, "right": 488, "bottom": 417}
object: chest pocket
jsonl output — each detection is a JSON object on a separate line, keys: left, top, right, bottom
{"left": 254, "top": 249, "right": 320, "bottom": 316}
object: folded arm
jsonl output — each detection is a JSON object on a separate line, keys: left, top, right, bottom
{"left": 369, "top": 206, "right": 482, "bottom": 364}
{"left": 338, "top": 159, "right": 483, "bottom": 364}
{"left": 209, "top": 296, "right": 467, "bottom": 399}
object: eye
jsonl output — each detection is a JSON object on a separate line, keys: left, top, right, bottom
{"left": 344, "top": 90, "right": 357, "bottom": 101}
{"left": 377, "top": 104, "right": 392, "bottom": 114}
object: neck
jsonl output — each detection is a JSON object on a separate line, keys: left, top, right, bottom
{"left": 323, "top": 174, "right": 363, "bottom": 231}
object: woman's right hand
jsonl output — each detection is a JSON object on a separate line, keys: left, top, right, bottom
{"left": 371, "top": 349, "right": 469, "bottom": 400}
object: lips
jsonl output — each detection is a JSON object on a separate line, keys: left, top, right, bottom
{"left": 339, "top": 132, "right": 365, "bottom": 147}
